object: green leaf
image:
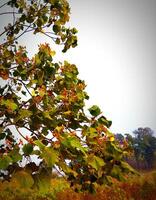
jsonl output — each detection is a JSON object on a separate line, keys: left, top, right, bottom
{"left": 23, "top": 143, "right": 33, "bottom": 155}
{"left": 72, "top": 27, "right": 78, "bottom": 34}
{"left": 88, "top": 127, "right": 98, "bottom": 138}
{"left": 111, "top": 165, "right": 125, "bottom": 181}
{"left": 111, "top": 142, "right": 123, "bottom": 154}
{"left": 65, "top": 72, "right": 73, "bottom": 79}
{"left": 21, "top": 90, "right": 27, "bottom": 96}
{"left": 36, "top": 70, "right": 44, "bottom": 86}
{"left": 89, "top": 105, "right": 101, "bottom": 117}
{"left": 62, "top": 136, "right": 87, "bottom": 155}
{"left": 0, "top": 155, "right": 12, "bottom": 169}
{"left": 70, "top": 137, "right": 87, "bottom": 154}
{"left": 98, "top": 116, "right": 112, "bottom": 128}
{"left": 121, "top": 161, "right": 138, "bottom": 174}
{"left": 34, "top": 140, "right": 45, "bottom": 150}
{"left": 43, "top": 111, "right": 53, "bottom": 120}
{"left": 0, "top": 132, "right": 6, "bottom": 140}
{"left": 59, "top": 162, "right": 78, "bottom": 177}
{"left": 34, "top": 54, "right": 41, "bottom": 66}
{"left": 1, "top": 99, "right": 18, "bottom": 111}
{"left": 14, "top": 109, "right": 32, "bottom": 123}
{"left": 63, "top": 110, "right": 72, "bottom": 116}
{"left": 55, "top": 38, "right": 60, "bottom": 44}
{"left": 87, "top": 154, "right": 105, "bottom": 171}
{"left": 107, "top": 142, "right": 123, "bottom": 160}
{"left": 19, "top": 109, "right": 32, "bottom": 118}
{"left": 41, "top": 147, "right": 59, "bottom": 167}
{"left": 20, "top": 14, "right": 26, "bottom": 22}
{"left": 12, "top": 170, "right": 34, "bottom": 188}
{"left": 53, "top": 24, "right": 61, "bottom": 33}
{"left": 33, "top": 172, "right": 51, "bottom": 193}
{"left": 9, "top": 148, "right": 22, "bottom": 162}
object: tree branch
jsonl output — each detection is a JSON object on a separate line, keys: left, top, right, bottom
{"left": 0, "top": 12, "right": 20, "bottom": 16}
{"left": 15, "top": 126, "right": 29, "bottom": 141}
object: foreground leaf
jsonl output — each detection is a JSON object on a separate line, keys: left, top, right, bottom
{"left": 41, "top": 147, "right": 59, "bottom": 167}
{"left": 89, "top": 105, "right": 101, "bottom": 117}
{"left": 12, "top": 170, "right": 34, "bottom": 188}
{"left": 87, "top": 154, "right": 105, "bottom": 171}
{"left": 0, "top": 155, "right": 12, "bottom": 169}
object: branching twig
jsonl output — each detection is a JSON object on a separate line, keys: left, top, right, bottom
{"left": 41, "top": 31, "right": 57, "bottom": 42}
{"left": 13, "top": 25, "right": 32, "bottom": 43}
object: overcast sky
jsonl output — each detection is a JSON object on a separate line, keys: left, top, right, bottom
{"left": 66, "top": 0, "right": 156, "bottom": 134}
{"left": 0, "top": 0, "right": 156, "bottom": 134}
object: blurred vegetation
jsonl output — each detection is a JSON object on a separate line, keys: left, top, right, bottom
{"left": 115, "top": 127, "right": 156, "bottom": 171}
{"left": 0, "top": 170, "right": 156, "bottom": 200}
{"left": 0, "top": 0, "right": 156, "bottom": 199}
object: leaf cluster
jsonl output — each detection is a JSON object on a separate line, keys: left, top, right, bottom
{"left": 1, "top": 0, "right": 77, "bottom": 52}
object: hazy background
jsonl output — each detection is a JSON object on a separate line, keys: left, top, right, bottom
{"left": 67, "top": 0, "right": 156, "bottom": 134}
{"left": 0, "top": 0, "right": 156, "bottom": 134}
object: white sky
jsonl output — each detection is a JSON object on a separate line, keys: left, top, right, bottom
{"left": 66, "top": 0, "right": 156, "bottom": 134}
{"left": 0, "top": 0, "right": 156, "bottom": 134}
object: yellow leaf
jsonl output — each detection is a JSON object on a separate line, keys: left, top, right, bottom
{"left": 31, "top": 89, "right": 36, "bottom": 96}
{"left": 110, "top": 136, "right": 115, "bottom": 142}
{"left": 38, "top": 85, "right": 46, "bottom": 97}
{"left": 50, "top": 49, "right": 56, "bottom": 57}
{"left": 1, "top": 99, "right": 18, "bottom": 111}
{"left": 64, "top": 111, "right": 72, "bottom": 116}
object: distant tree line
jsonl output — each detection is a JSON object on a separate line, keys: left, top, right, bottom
{"left": 115, "top": 127, "right": 156, "bottom": 170}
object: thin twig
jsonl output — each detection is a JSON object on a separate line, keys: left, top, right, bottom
{"left": 9, "top": 76, "right": 32, "bottom": 97}
{"left": 0, "top": 2, "right": 51, "bottom": 46}
{"left": 17, "top": 79, "right": 32, "bottom": 97}
{"left": 23, "top": 125, "right": 39, "bottom": 138}
{"left": 13, "top": 7, "right": 15, "bottom": 25}
{"left": 19, "top": 99, "right": 30, "bottom": 109}
{"left": 13, "top": 25, "right": 32, "bottom": 42}
{"left": 0, "top": 29, "right": 7, "bottom": 37}
{"left": 44, "top": 31, "right": 56, "bottom": 36}
{"left": 0, "top": 11, "right": 20, "bottom": 15}
{"left": 41, "top": 31, "right": 57, "bottom": 42}
{"left": 0, "top": 1, "right": 10, "bottom": 9}
{"left": 0, "top": 19, "right": 21, "bottom": 38}
{"left": 9, "top": 66, "right": 18, "bottom": 70}
{"left": 15, "top": 126, "right": 29, "bottom": 141}
{"left": 54, "top": 166, "right": 66, "bottom": 179}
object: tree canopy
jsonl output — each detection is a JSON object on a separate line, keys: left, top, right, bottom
{"left": 133, "top": 127, "right": 156, "bottom": 169}
{"left": 0, "top": 0, "right": 135, "bottom": 192}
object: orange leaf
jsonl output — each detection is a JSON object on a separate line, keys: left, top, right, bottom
{"left": 0, "top": 70, "right": 9, "bottom": 80}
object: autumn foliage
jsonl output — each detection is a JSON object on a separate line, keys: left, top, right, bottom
{"left": 0, "top": 0, "right": 135, "bottom": 195}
